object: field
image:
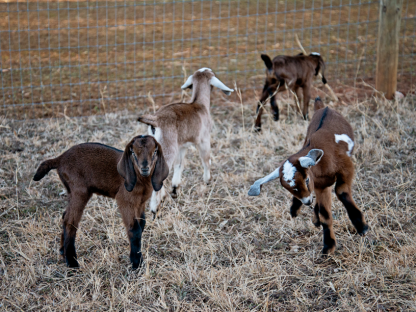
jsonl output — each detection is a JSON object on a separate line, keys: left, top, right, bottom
{"left": 1, "top": 0, "right": 415, "bottom": 118}
{"left": 1, "top": 90, "right": 416, "bottom": 311}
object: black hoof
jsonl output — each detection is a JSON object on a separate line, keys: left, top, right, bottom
{"left": 313, "top": 220, "right": 321, "bottom": 228}
{"left": 171, "top": 186, "right": 178, "bottom": 199}
{"left": 322, "top": 245, "right": 335, "bottom": 255}
{"left": 131, "top": 253, "right": 143, "bottom": 270}
{"left": 303, "top": 114, "right": 309, "bottom": 121}
{"left": 273, "top": 112, "right": 279, "bottom": 121}
{"left": 66, "top": 258, "right": 79, "bottom": 268}
{"left": 358, "top": 223, "right": 369, "bottom": 236}
{"left": 253, "top": 126, "right": 262, "bottom": 133}
{"left": 352, "top": 219, "right": 369, "bottom": 236}
{"left": 290, "top": 207, "right": 299, "bottom": 218}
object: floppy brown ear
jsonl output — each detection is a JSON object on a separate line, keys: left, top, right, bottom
{"left": 117, "top": 141, "right": 137, "bottom": 192}
{"left": 151, "top": 142, "right": 169, "bottom": 192}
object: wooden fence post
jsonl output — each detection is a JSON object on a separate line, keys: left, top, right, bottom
{"left": 375, "top": 0, "right": 403, "bottom": 99}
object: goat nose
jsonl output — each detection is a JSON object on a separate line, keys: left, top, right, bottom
{"left": 301, "top": 196, "right": 313, "bottom": 206}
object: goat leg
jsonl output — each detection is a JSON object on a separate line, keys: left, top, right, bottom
{"left": 289, "top": 197, "right": 303, "bottom": 218}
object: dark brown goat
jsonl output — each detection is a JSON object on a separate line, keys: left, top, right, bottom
{"left": 255, "top": 53, "right": 327, "bottom": 131}
{"left": 249, "top": 97, "right": 368, "bottom": 254}
{"left": 33, "top": 135, "right": 169, "bottom": 269}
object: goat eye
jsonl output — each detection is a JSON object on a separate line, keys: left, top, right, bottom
{"left": 293, "top": 188, "right": 298, "bottom": 192}
{"left": 306, "top": 178, "right": 310, "bottom": 186}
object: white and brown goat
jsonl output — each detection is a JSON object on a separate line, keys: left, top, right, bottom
{"left": 249, "top": 97, "right": 368, "bottom": 254}
{"left": 255, "top": 53, "right": 327, "bottom": 131}
{"left": 138, "top": 68, "right": 233, "bottom": 217}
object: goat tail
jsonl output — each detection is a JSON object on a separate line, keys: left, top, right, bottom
{"left": 137, "top": 114, "right": 158, "bottom": 127}
{"left": 318, "top": 56, "right": 327, "bottom": 84}
{"left": 33, "top": 157, "right": 60, "bottom": 181}
{"left": 314, "top": 97, "right": 325, "bottom": 111}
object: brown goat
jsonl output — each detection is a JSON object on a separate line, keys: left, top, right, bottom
{"left": 255, "top": 53, "right": 327, "bottom": 131}
{"left": 249, "top": 97, "right": 368, "bottom": 254}
{"left": 33, "top": 135, "right": 169, "bottom": 269}
{"left": 138, "top": 68, "right": 233, "bottom": 217}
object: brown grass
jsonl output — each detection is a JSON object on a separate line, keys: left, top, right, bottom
{"left": 1, "top": 92, "right": 416, "bottom": 311}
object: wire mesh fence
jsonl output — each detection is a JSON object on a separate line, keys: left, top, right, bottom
{"left": 1, "top": 0, "right": 415, "bottom": 119}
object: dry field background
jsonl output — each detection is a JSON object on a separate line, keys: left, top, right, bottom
{"left": 1, "top": 90, "right": 416, "bottom": 311}
{"left": 1, "top": 0, "right": 415, "bottom": 118}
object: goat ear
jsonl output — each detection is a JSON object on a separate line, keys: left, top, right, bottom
{"left": 181, "top": 75, "right": 193, "bottom": 90}
{"left": 151, "top": 142, "right": 169, "bottom": 192}
{"left": 210, "top": 76, "right": 234, "bottom": 95}
{"left": 261, "top": 54, "right": 273, "bottom": 70}
{"left": 117, "top": 141, "right": 137, "bottom": 192}
{"left": 299, "top": 149, "right": 324, "bottom": 168}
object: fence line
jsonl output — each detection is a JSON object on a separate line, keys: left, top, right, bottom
{"left": 0, "top": 0, "right": 415, "bottom": 119}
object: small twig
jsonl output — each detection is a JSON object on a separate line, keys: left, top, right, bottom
{"left": 147, "top": 91, "right": 156, "bottom": 113}
{"left": 354, "top": 48, "right": 366, "bottom": 89}
{"left": 180, "top": 65, "right": 188, "bottom": 102}
{"left": 99, "top": 86, "right": 109, "bottom": 123}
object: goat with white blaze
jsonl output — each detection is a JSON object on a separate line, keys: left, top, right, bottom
{"left": 248, "top": 97, "right": 368, "bottom": 255}
{"left": 138, "top": 68, "right": 233, "bottom": 218}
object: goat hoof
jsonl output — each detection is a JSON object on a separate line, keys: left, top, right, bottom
{"left": 170, "top": 186, "right": 178, "bottom": 198}
{"left": 289, "top": 208, "right": 298, "bottom": 218}
{"left": 131, "top": 253, "right": 143, "bottom": 270}
{"left": 253, "top": 127, "right": 262, "bottom": 133}
{"left": 303, "top": 114, "right": 309, "bottom": 121}
{"left": 273, "top": 113, "right": 279, "bottom": 121}
{"left": 313, "top": 220, "right": 321, "bottom": 228}
{"left": 322, "top": 245, "right": 336, "bottom": 255}
{"left": 66, "top": 259, "right": 79, "bottom": 268}
{"left": 358, "top": 224, "right": 369, "bottom": 236}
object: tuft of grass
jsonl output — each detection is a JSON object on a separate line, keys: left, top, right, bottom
{"left": 0, "top": 93, "right": 416, "bottom": 310}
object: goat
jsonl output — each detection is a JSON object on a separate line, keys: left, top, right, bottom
{"left": 33, "top": 135, "right": 169, "bottom": 269}
{"left": 248, "top": 97, "right": 368, "bottom": 254}
{"left": 254, "top": 53, "right": 327, "bottom": 131}
{"left": 137, "top": 68, "right": 233, "bottom": 218}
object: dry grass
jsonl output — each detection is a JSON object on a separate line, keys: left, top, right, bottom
{"left": 1, "top": 92, "right": 416, "bottom": 311}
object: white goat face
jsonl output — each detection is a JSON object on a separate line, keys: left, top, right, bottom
{"left": 181, "top": 68, "right": 234, "bottom": 95}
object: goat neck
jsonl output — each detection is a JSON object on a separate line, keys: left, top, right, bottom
{"left": 189, "top": 79, "right": 211, "bottom": 108}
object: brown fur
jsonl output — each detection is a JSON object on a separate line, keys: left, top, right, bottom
{"left": 33, "top": 136, "right": 169, "bottom": 269}
{"left": 249, "top": 98, "right": 368, "bottom": 254}
{"left": 138, "top": 68, "right": 233, "bottom": 216}
{"left": 255, "top": 53, "right": 327, "bottom": 130}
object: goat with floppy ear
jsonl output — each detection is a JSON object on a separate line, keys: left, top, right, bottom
{"left": 249, "top": 97, "right": 368, "bottom": 255}
{"left": 138, "top": 67, "right": 233, "bottom": 218}
{"left": 33, "top": 135, "right": 169, "bottom": 269}
{"left": 255, "top": 53, "right": 327, "bottom": 131}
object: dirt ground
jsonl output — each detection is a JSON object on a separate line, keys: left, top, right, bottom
{"left": 0, "top": 91, "right": 415, "bottom": 311}
{"left": 1, "top": 0, "right": 415, "bottom": 118}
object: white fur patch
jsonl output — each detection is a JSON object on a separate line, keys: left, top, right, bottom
{"left": 283, "top": 160, "right": 296, "bottom": 187}
{"left": 198, "top": 67, "right": 212, "bottom": 72}
{"left": 335, "top": 134, "right": 354, "bottom": 156}
{"left": 311, "top": 52, "right": 320, "bottom": 56}
{"left": 148, "top": 125, "right": 162, "bottom": 143}
{"left": 301, "top": 195, "right": 313, "bottom": 205}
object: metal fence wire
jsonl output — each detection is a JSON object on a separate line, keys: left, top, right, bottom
{"left": 1, "top": 0, "right": 415, "bottom": 119}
